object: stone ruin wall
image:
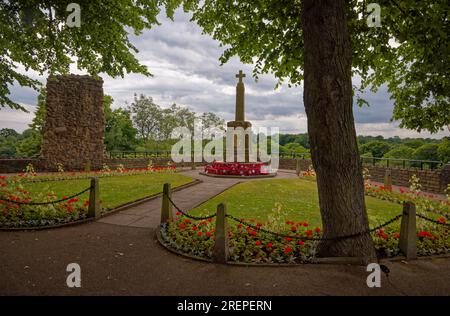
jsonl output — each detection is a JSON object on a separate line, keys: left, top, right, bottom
{"left": 40, "top": 75, "right": 105, "bottom": 171}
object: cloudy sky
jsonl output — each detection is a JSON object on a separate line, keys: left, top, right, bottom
{"left": 1, "top": 9, "right": 448, "bottom": 139}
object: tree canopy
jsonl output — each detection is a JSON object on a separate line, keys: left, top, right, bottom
{"left": 185, "top": 0, "right": 449, "bottom": 133}
{"left": 0, "top": 0, "right": 182, "bottom": 111}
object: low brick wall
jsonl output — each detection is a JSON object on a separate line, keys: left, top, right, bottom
{"left": 278, "top": 158, "right": 449, "bottom": 194}
{"left": 279, "top": 158, "right": 312, "bottom": 171}
{"left": 1, "top": 157, "right": 448, "bottom": 194}
{"left": 0, "top": 159, "right": 41, "bottom": 173}
{"left": 364, "top": 165, "right": 443, "bottom": 193}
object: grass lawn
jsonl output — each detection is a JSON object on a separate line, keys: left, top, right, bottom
{"left": 21, "top": 172, "right": 195, "bottom": 210}
{"left": 190, "top": 178, "right": 403, "bottom": 228}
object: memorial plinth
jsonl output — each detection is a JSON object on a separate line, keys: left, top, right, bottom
{"left": 202, "top": 70, "right": 276, "bottom": 178}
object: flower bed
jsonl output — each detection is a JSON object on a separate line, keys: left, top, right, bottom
{"left": 0, "top": 175, "right": 89, "bottom": 228}
{"left": 160, "top": 190, "right": 450, "bottom": 263}
{"left": 160, "top": 213, "right": 322, "bottom": 264}
{"left": 16, "top": 165, "right": 177, "bottom": 183}
{"left": 365, "top": 182, "right": 450, "bottom": 218}
{"left": 0, "top": 165, "right": 178, "bottom": 228}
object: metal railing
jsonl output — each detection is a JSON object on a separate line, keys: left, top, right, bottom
{"left": 360, "top": 157, "right": 444, "bottom": 170}
{"left": 107, "top": 150, "right": 445, "bottom": 170}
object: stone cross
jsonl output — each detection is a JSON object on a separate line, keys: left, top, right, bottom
{"left": 236, "top": 70, "right": 246, "bottom": 82}
{"left": 235, "top": 70, "right": 246, "bottom": 121}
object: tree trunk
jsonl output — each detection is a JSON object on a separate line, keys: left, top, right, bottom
{"left": 301, "top": 0, "right": 376, "bottom": 261}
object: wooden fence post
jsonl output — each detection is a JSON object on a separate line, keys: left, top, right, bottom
{"left": 88, "top": 177, "right": 100, "bottom": 219}
{"left": 161, "top": 183, "right": 173, "bottom": 224}
{"left": 295, "top": 159, "right": 301, "bottom": 176}
{"left": 212, "top": 203, "right": 228, "bottom": 263}
{"left": 399, "top": 202, "right": 417, "bottom": 260}
{"left": 384, "top": 169, "right": 392, "bottom": 190}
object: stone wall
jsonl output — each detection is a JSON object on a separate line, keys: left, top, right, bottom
{"left": 40, "top": 75, "right": 105, "bottom": 171}
{"left": 279, "top": 158, "right": 449, "bottom": 194}
{"left": 279, "top": 158, "right": 312, "bottom": 171}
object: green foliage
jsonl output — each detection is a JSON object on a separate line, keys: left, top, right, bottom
{"left": 0, "top": 0, "right": 182, "bottom": 110}
{"left": 437, "top": 137, "right": 450, "bottom": 163}
{"left": 29, "top": 88, "right": 46, "bottom": 133}
{"left": 403, "top": 139, "right": 425, "bottom": 149}
{"left": 279, "top": 133, "right": 309, "bottom": 148}
{"left": 128, "top": 94, "right": 225, "bottom": 143}
{"left": 359, "top": 141, "right": 392, "bottom": 158}
{"left": 412, "top": 144, "right": 440, "bottom": 161}
{"left": 104, "top": 95, "right": 137, "bottom": 151}
{"left": 186, "top": 0, "right": 449, "bottom": 132}
{"left": 15, "top": 129, "right": 41, "bottom": 157}
{"left": 383, "top": 146, "right": 414, "bottom": 159}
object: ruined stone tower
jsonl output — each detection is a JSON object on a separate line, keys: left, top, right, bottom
{"left": 41, "top": 75, "right": 105, "bottom": 171}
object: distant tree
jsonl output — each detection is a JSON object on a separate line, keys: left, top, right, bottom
{"left": 403, "top": 139, "right": 425, "bottom": 149}
{"left": 437, "top": 138, "right": 450, "bottom": 163}
{"left": 16, "top": 129, "right": 41, "bottom": 157}
{"left": 0, "top": 1, "right": 182, "bottom": 111}
{"left": 29, "top": 88, "right": 46, "bottom": 133}
{"left": 413, "top": 144, "right": 440, "bottom": 161}
{"left": 0, "top": 128, "right": 19, "bottom": 138}
{"left": 359, "top": 141, "right": 392, "bottom": 158}
{"left": 383, "top": 146, "right": 414, "bottom": 159}
{"left": 200, "top": 112, "right": 225, "bottom": 133}
{"left": 129, "top": 94, "right": 162, "bottom": 141}
{"left": 104, "top": 95, "right": 137, "bottom": 151}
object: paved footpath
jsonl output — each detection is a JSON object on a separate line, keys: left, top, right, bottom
{"left": 1, "top": 170, "right": 449, "bottom": 295}
{"left": 98, "top": 169, "right": 297, "bottom": 228}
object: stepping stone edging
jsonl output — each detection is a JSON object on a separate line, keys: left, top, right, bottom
{"left": 0, "top": 217, "right": 94, "bottom": 232}
{"left": 156, "top": 225, "right": 372, "bottom": 267}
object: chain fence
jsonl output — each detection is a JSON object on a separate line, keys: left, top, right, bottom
{"left": 416, "top": 212, "right": 450, "bottom": 227}
{"left": 0, "top": 187, "right": 91, "bottom": 206}
{"left": 166, "top": 194, "right": 217, "bottom": 220}
{"left": 226, "top": 213, "right": 403, "bottom": 242}
{"left": 164, "top": 191, "right": 404, "bottom": 242}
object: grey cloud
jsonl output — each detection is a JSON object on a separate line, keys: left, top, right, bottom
{"left": 2, "top": 8, "right": 443, "bottom": 139}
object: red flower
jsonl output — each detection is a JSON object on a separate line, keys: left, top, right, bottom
{"left": 291, "top": 226, "right": 297, "bottom": 232}
{"left": 249, "top": 230, "right": 257, "bottom": 236}
{"left": 392, "top": 232, "right": 400, "bottom": 239}
{"left": 178, "top": 223, "right": 186, "bottom": 229}
{"left": 306, "top": 230, "right": 312, "bottom": 236}
{"left": 197, "top": 231, "right": 203, "bottom": 236}
{"left": 183, "top": 219, "right": 190, "bottom": 223}
{"left": 302, "top": 223, "right": 309, "bottom": 227}
{"left": 437, "top": 217, "right": 446, "bottom": 224}
{"left": 206, "top": 231, "right": 212, "bottom": 237}
{"left": 283, "top": 246, "right": 292, "bottom": 254}
{"left": 237, "top": 224, "right": 243, "bottom": 229}
{"left": 314, "top": 227, "right": 321, "bottom": 233}
{"left": 246, "top": 226, "right": 252, "bottom": 231}
{"left": 255, "top": 240, "right": 261, "bottom": 246}
{"left": 266, "top": 243, "right": 273, "bottom": 248}
{"left": 256, "top": 223, "right": 262, "bottom": 227}
{"left": 176, "top": 212, "right": 181, "bottom": 216}
{"left": 192, "top": 226, "right": 198, "bottom": 231}
{"left": 298, "top": 240, "right": 305, "bottom": 246}
{"left": 285, "top": 237, "right": 292, "bottom": 242}
{"left": 418, "top": 231, "right": 433, "bottom": 238}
